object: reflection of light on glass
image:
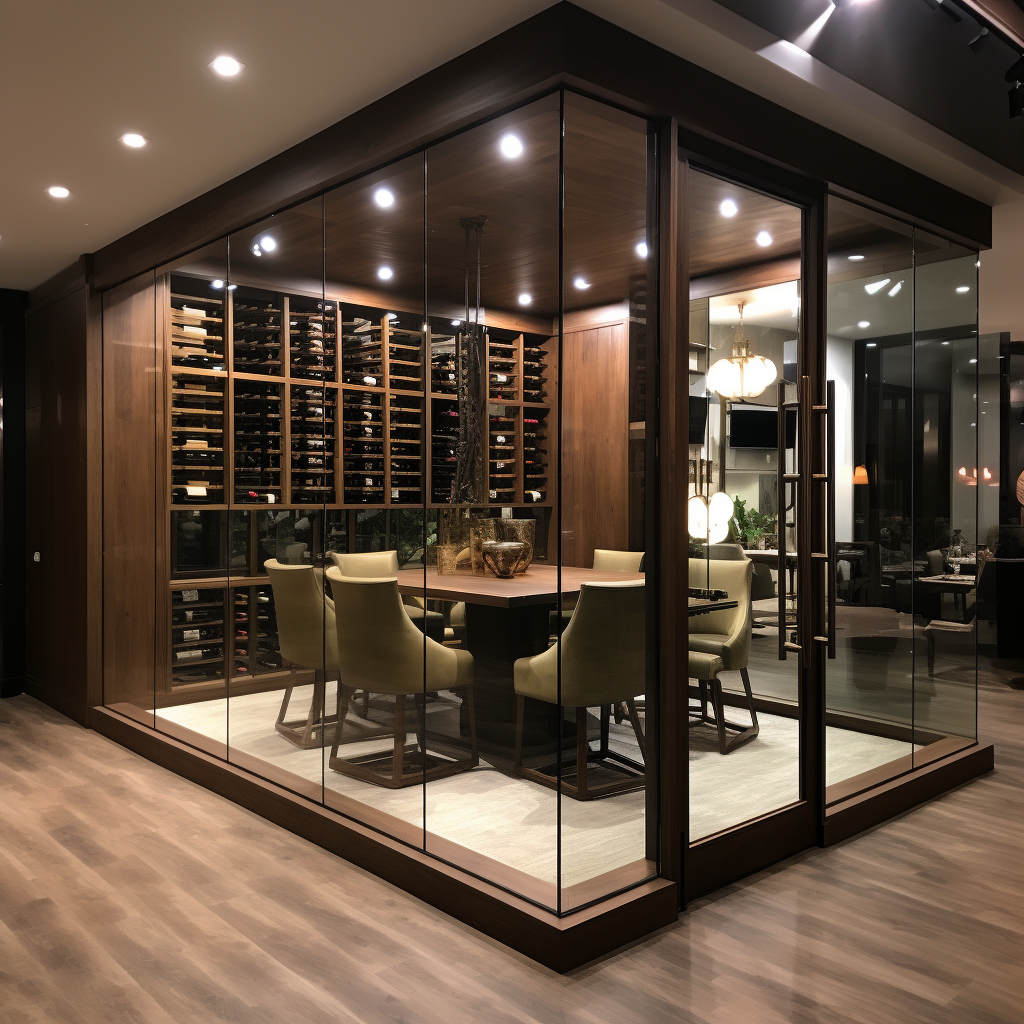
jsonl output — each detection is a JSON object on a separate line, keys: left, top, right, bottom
{"left": 793, "top": 3, "right": 837, "bottom": 50}
{"left": 853, "top": 465, "right": 868, "bottom": 485}
{"left": 864, "top": 278, "right": 890, "bottom": 294}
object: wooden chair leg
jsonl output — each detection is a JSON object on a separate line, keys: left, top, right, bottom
{"left": 739, "top": 667, "right": 759, "bottom": 735}
{"left": 599, "top": 704, "right": 611, "bottom": 757}
{"left": 464, "top": 686, "right": 478, "bottom": 763}
{"left": 329, "top": 684, "right": 354, "bottom": 764}
{"left": 513, "top": 694, "right": 525, "bottom": 771}
{"left": 391, "top": 693, "right": 407, "bottom": 786}
{"left": 576, "top": 706, "right": 589, "bottom": 800}
{"left": 625, "top": 698, "right": 646, "bottom": 760}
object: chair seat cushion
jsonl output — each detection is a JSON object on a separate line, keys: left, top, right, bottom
{"left": 688, "top": 651, "right": 724, "bottom": 681}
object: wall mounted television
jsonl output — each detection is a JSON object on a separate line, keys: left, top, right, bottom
{"left": 729, "top": 404, "right": 796, "bottom": 449}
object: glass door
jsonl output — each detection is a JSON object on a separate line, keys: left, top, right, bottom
{"left": 685, "top": 162, "right": 816, "bottom": 891}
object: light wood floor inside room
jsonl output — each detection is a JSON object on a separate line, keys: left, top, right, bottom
{"left": 1, "top": 685, "right": 1021, "bottom": 1024}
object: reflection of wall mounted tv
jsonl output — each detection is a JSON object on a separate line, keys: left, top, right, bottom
{"left": 729, "top": 405, "right": 796, "bottom": 449}
{"left": 689, "top": 396, "right": 709, "bottom": 445}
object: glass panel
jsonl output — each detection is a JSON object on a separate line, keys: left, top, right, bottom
{"left": 912, "top": 232, "right": 979, "bottom": 765}
{"left": 687, "top": 168, "right": 802, "bottom": 840}
{"left": 425, "top": 95, "right": 560, "bottom": 908}
{"left": 155, "top": 240, "right": 231, "bottom": 756}
{"left": 825, "top": 197, "right": 917, "bottom": 799}
{"left": 323, "top": 155, "right": 428, "bottom": 846}
{"left": 558, "top": 92, "right": 654, "bottom": 910}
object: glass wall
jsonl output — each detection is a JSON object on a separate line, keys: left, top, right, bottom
{"left": 825, "top": 197, "right": 979, "bottom": 802}
{"left": 123, "top": 89, "right": 657, "bottom": 915}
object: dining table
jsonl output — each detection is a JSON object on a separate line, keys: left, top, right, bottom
{"left": 392, "top": 563, "right": 737, "bottom": 760}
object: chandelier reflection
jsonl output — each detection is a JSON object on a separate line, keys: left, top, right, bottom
{"left": 706, "top": 300, "right": 778, "bottom": 399}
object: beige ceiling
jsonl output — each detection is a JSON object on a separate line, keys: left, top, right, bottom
{"left": 2, "top": 0, "right": 1018, "bottom": 293}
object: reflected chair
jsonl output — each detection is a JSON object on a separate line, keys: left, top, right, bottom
{"left": 687, "top": 557, "right": 759, "bottom": 754}
{"left": 265, "top": 559, "right": 340, "bottom": 749}
{"left": 515, "top": 580, "right": 646, "bottom": 800}
{"left": 328, "top": 550, "right": 445, "bottom": 642}
{"left": 708, "top": 542, "right": 774, "bottom": 607}
{"left": 554, "top": 548, "right": 645, "bottom": 635}
{"left": 325, "top": 569, "right": 477, "bottom": 788}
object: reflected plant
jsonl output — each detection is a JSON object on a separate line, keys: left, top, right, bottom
{"left": 729, "top": 496, "right": 777, "bottom": 548}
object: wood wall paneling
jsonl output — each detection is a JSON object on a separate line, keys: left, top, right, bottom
{"left": 103, "top": 274, "right": 158, "bottom": 716}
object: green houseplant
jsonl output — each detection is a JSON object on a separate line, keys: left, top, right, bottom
{"left": 729, "top": 496, "right": 777, "bottom": 549}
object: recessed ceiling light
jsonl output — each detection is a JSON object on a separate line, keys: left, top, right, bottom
{"left": 942, "top": 341, "right": 950, "bottom": 345}
{"left": 227, "top": 284, "right": 237, "bottom": 291}
{"left": 573, "top": 276, "right": 591, "bottom": 290}
{"left": 755, "top": 231, "right": 773, "bottom": 247}
{"left": 47, "top": 186, "right": 70, "bottom": 198}
{"left": 499, "top": 134, "right": 523, "bottom": 159}
{"left": 866, "top": 342, "right": 877, "bottom": 348}
{"left": 888, "top": 281, "right": 902, "bottom": 297}
{"left": 976, "top": 260, "right": 981, "bottom": 268}
{"left": 377, "top": 266, "right": 393, "bottom": 280}
{"left": 374, "top": 188, "right": 394, "bottom": 208}
{"left": 720, "top": 199, "right": 738, "bottom": 218}
{"left": 969, "top": 358, "right": 978, "bottom": 364}
{"left": 120, "top": 133, "right": 148, "bottom": 148}
{"left": 251, "top": 244, "right": 262, "bottom": 257}
{"left": 858, "top": 321, "right": 871, "bottom": 328}
{"left": 387, "top": 312, "right": 398, "bottom": 320}
{"left": 210, "top": 55, "right": 244, "bottom": 77}
{"left": 864, "top": 278, "right": 890, "bottom": 295}
{"left": 635, "top": 241, "right": 649, "bottom": 258}
{"left": 956, "top": 285, "right": 970, "bottom": 293}
{"left": 259, "top": 235, "right": 276, "bottom": 252}
{"left": 451, "top": 319, "right": 462, "bottom": 326}
{"left": 518, "top": 293, "right": 532, "bottom": 306}
{"left": 211, "top": 279, "right": 224, "bottom": 289}
{"left": 848, "top": 254, "right": 865, "bottom": 261}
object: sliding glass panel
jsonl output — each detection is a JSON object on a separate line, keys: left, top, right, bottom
{"left": 558, "top": 92, "right": 654, "bottom": 910}
{"left": 912, "top": 231, "right": 979, "bottom": 765}
{"left": 155, "top": 240, "right": 231, "bottom": 757}
{"left": 424, "top": 94, "right": 560, "bottom": 909}
{"left": 687, "top": 168, "right": 802, "bottom": 840}
{"left": 825, "top": 197, "right": 917, "bottom": 800}
{"left": 324, "top": 155, "right": 427, "bottom": 845}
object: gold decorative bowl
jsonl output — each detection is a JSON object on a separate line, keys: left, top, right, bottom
{"left": 481, "top": 539, "right": 527, "bottom": 579}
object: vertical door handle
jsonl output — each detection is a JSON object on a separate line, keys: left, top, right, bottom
{"left": 826, "top": 379, "right": 836, "bottom": 659}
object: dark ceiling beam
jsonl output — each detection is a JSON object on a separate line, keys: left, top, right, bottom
{"left": 960, "top": 0, "right": 1024, "bottom": 49}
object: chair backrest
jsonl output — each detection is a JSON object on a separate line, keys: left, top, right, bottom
{"left": 325, "top": 568, "right": 456, "bottom": 695}
{"left": 926, "top": 549, "right": 945, "bottom": 576}
{"left": 264, "top": 559, "right": 338, "bottom": 671}
{"left": 592, "top": 548, "right": 644, "bottom": 572}
{"left": 707, "top": 542, "right": 746, "bottom": 561}
{"left": 687, "top": 557, "right": 753, "bottom": 667}
{"left": 560, "top": 581, "right": 645, "bottom": 705}
{"left": 328, "top": 549, "right": 400, "bottom": 577}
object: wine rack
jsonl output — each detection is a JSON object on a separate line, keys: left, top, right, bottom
{"left": 342, "top": 316, "right": 384, "bottom": 387}
{"left": 171, "top": 586, "right": 226, "bottom": 686}
{"left": 522, "top": 340, "right": 549, "bottom": 403}
{"left": 389, "top": 394, "right": 424, "bottom": 504}
{"left": 431, "top": 396, "right": 459, "bottom": 503}
{"left": 523, "top": 407, "right": 550, "bottom": 503}
{"left": 343, "top": 389, "right": 385, "bottom": 502}
{"left": 488, "top": 335, "right": 519, "bottom": 401}
{"left": 487, "top": 407, "right": 518, "bottom": 504}
{"left": 289, "top": 297, "right": 337, "bottom": 381}
{"left": 291, "top": 384, "right": 337, "bottom": 503}
{"left": 387, "top": 321, "right": 425, "bottom": 392}
{"left": 430, "top": 333, "right": 458, "bottom": 395}
{"left": 234, "top": 380, "right": 283, "bottom": 504}
{"left": 171, "top": 286, "right": 225, "bottom": 371}
{"left": 171, "top": 374, "right": 226, "bottom": 505}
{"left": 232, "top": 288, "right": 283, "bottom": 375}
{"left": 232, "top": 584, "right": 281, "bottom": 678}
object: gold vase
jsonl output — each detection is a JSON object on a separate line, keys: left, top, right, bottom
{"left": 495, "top": 518, "right": 535, "bottom": 574}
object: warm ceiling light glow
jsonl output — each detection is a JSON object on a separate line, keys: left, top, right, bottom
{"left": 720, "top": 199, "right": 738, "bottom": 218}
{"left": 864, "top": 278, "right": 890, "bottom": 294}
{"left": 755, "top": 231, "right": 773, "bottom": 247}
{"left": 451, "top": 319, "right": 462, "bottom": 326}
{"left": 374, "top": 188, "right": 394, "bottom": 208}
{"left": 635, "top": 241, "right": 649, "bottom": 258}
{"left": 706, "top": 302, "right": 777, "bottom": 399}
{"left": 852, "top": 465, "right": 868, "bottom": 485}
{"left": 377, "top": 266, "right": 393, "bottom": 280}
{"left": 259, "top": 235, "right": 276, "bottom": 252}
{"left": 518, "top": 293, "right": 532, "bottom": 306}
{"left": 956, "top": 285, "right": 970, "bottom": 293}
{"left": 573, "top": 276, "right": 591, "bottom": 290}
{"left": 120, "top": 133, "right": 147, "bottom": 148}
{"left": 499, "top": 134, "right": 523, "bottom": 159}
{"left": 47, "top": 186, "right": 70, "bottom": 198}
{"left": 210, "top": 55, "right": 244, "bottom": 77}
{"left": 211, "top": 279, "right": 224, "bottom": 289}
{"left": 687, "top": 492, "right": 734, "bottom": 544}
{"left": 848, "top": 254, "right": 865, "bottom": 261}
{"left": 858, "top": 321, "right": 871, "bottom": 328}
{"left": 888, "top": 281, "right": 903, "bottom": 297}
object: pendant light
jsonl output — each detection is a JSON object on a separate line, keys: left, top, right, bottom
{"left": 706, "top": 301, "right": 778, "bottom": 399}
{"left": 687, "top": 491, "right": 735, "bottom": 544}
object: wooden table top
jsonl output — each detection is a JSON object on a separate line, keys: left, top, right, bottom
{"left": 393, "top": 563, "right": 645, "bottom": 608}
{"left": 688, "top": 598, "right": 738, "bottom": 616}
{"left": 917, "top": 574, "right": 976, "bottom": 588}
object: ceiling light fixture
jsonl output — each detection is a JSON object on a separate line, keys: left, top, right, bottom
{"left": 864, "top": 278, "right": 891, "bottom": 294}
{"left": 211, "top": 279, "right": 224, "bottom": 289}
{"left": 377, "top": 266, "right": 393, "bottom": 280}
{"left": 635, "top": 241, "right": 648, "bottom": 258}
{"left": 866, "top": 342, "right": 877, "bottom": 348}
{"left": 755, "top": 231, "right": 773, "bottom": 247}
{"left": 858, "top": 321, "right": 871, "bottom": 328}
{"left": 451, "top": 319, "right": 462, "bottom": 326}
{"left": 374, "top": 188, "right": 394, "bottom": 208}
{"left": 969, "top": 358, "right": 978, "bottom": 364}
{"left": 518, "top": 293, "right": 532, "bottom": 306}
{"left": 573, "top": 276, "right": 591, "bottom": 290}
{"left": 848, "top": 254, "right": 865, "bottom": 261}
{"left": 499, "top": 134, "right": 523, "bottom": 159}
{"left": 719, "top": 199, "right": 738, "bottom": 218}
{"left": 387, "top": 312, "right": 398, "bottom": 320}
{"left": 956, "top": 285, "right": 970, "bottom": 293}
{"left": 120, "top": 133, "right": 148, "bottom": 148}
{"left": 47, "top": 186, "right": 70, "bottom": 198}
{"left": 210, "top": 55, "right": 244, "bottom": 77}
{"left": 251, "top": 244, "right": 262, "bottom": 257}
{"left": 888, "top": 280, "right": 903, "bottom": 297}
{"left": 706, "top": 301, "right": 777, "bottom": 399}
{"left": 687, "top": 491, "right": 735, "bottom": 544}
{"left": 259, "top": 235, "right": 276, "bottom": 252}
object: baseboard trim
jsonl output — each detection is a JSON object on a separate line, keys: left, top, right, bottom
{"left": 91, "top": 706, "right": 677, "bottom": 972}
{"left": 824, "top": 742, "right": 994, "bottom": 846}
